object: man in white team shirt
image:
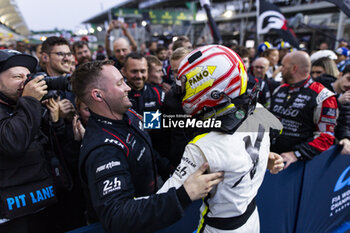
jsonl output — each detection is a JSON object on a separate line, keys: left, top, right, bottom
{"left": 157, "top": 45, "right": 284, "bottom": 233}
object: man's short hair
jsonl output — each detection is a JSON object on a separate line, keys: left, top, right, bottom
{"left": 71, "top": 60, "right": 114, "bottom": 104}
{"left": 342, "top": 64, "right": 350, "bottom": 75}
{"left": 232, "top": 45, "right": 249, "bottom": 59}
{"left": 312, "top": 57, "right": 327, "bottom": 68}
{"left": 72, "top": 41, "right": 89, "bottom": 54}
{"left": 156, "top": 46, "right": 166, "bottom": 54}
{"left": 124, "top": 53, "right": 145, "bottom": 68}
{"left": 170, "top": 47, "right": 191, "bottom": 61}
{"left": 261, "top": 48, "right": 278, "bottom": 58}
{"left": 146, "top": 55, "right": 162, "bottom": 71}
{"left": 173, "top": 36, "right": 190, "bottom": 51}
{"left": 41, "top": 36, "right": 70, "bottom": 53}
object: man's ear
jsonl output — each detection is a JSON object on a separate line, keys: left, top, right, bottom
{"left": 91, "top": 89, "right": 103, "bottom": 102}
{"left": 42, "top": 52, "right": 49, "bottom": 62}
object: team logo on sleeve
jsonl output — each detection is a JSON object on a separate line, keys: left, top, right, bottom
{"left": 322, "top": 108, "right": 337, "bottom": 117}
{"left": 316, "top": 88, "right": 334, "bottom": 104}
{"left": 96, "top": 161, "right": 121, "bottom": 174}
{"left": 99, "top": 177, "right": 123, "bottom": 197}
{"left": 175, "top": 165, "right": 188, "bottom": 179}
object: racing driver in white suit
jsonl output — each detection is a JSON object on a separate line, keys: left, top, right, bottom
{"left": 157, "top": 45, "right": 284, "bottom": 233}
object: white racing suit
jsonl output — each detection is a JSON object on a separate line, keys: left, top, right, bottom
{"left": 158, "top": 103, "right": 282, "bottom": 233}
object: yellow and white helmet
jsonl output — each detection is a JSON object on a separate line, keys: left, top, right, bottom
{"left": 176, "top": 44, "right": 249, "bottom": 117}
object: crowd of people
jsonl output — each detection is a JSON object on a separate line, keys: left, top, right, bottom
{"left": 0, "top": 19, "right": 349, "bottom": 233}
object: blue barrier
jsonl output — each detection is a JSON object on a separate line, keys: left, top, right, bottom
{"left": 66, "top": 200, "right": 201, "bottom": 233}
{"left": 67, "top": 146, "right": 350, "bottom": 233}
{"left": 257, "top": 161, "right": 305, "bottom": 233}
{"left": 155, "top": 200, "right": 201, "bottom": 233}
{"left": 296, "top": 146, "right": 350, "bottom": 233}
{"left": 330, "top": 222, "right": 350, "bottom": 233}
{"left": 66, "top": 222, "right": 105, "bottom": 233}
{"left": 258, "top": 145, "right": 350, "bottom": 233}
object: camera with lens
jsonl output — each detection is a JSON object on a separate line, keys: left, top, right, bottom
{"left": 25, "top": 72, "right": 72, "bottom": 100}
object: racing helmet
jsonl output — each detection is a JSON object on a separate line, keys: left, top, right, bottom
{"left": 176, "top": 45, "right": 255, "bottom": 119}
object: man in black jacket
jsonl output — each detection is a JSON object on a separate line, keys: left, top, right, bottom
{"left": 122, "top": 52, "right": 165, "bottom": 116}
{"left": 312, "top": 64, "right": 350, "bottom": 154}
{"left": 71, "top": 60, "right": 223, "bottom": 233}
{"left": 0, "top": 50, "right": 57, "bottom": 233}
{"left": 41, "top": 36, "right": 87, "bottom": 231}
{"left": 316, "top": 65, "right": 350, "bottom": 154}
{"left": 333, "top": 66, "right": 350, "bottom": 154}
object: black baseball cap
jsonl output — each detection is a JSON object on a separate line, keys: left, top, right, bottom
{"left": 0, "top": 49, "right": 37, "bottom": 73}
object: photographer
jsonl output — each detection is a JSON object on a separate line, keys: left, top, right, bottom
{"left": 41, "top": 36, "right": 87, "bottom": 230}
{"left": 41, "top": 36, "right": 75, "bottom": 108}
{"left": 0, "top": 50, "right": 57, "bottom": 233}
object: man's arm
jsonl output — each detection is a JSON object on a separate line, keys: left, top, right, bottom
{"left": 105, "top": 20, "right": 138, "bottom": 58}
{"left": 339, "top": 138, "right": 350, "bottom": 155}
{"left": 282, "top": 94, "right": 338, "bottom": 167}
{"left": 85, "top": 146, "right": 222, "bottom": 233}
{"left": 158, "top": 141, "right": 227, "bottom": 197}
{"left": 105, "top": 21, "right": 115, "bottom": 58}
{"left": 267, "top": 152, "right": 284, "bottom": 174}
{"left": 334, "top": 99, "right": 350, "bottom": 142}
{"left": 120, "top": 22, "right": 137, "bottom": 52}
{"left": 158, "top": 144, "right": 207, "bottom": 193}
{"left": 0, "top": 76, "right": 47, "bottom": 157}
{"left": 0, "top": 97, "right": 41, "bottom": 157}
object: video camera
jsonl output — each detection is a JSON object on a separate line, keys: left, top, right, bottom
{"left": 25, "top": 72, "right": 72, "bottom": 100}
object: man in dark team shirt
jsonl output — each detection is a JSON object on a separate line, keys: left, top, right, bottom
{"left": 71, "top": 60, "right": 224, "bottom": 233}
{"left": 270, "top": 51, "right": 338, "bottom": 168}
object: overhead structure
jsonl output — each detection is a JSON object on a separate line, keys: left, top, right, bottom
{"left": 0, "top": 0, "right": 30, "bottom": 36}
{"left": 82, "top": 0, "right": 346, "bottom": 51}
{"left": 82, "top": 0, "right": 137, "bottom": 25}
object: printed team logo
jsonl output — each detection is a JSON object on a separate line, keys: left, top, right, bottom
{"left": 322, "top": 107, "right": 337, "bottom": 117}
{"left": 330, "top": 165, "right": 350, "bottom": 216}
{"left": 258, "top": 11, "right": 286, "bottom": 34}
{"left": 183, "top": 66, "right": 216, "bottom": 101}
{"left": 316, "top": 88, "right": 334, "bottom": 104}
{"left": 185, "top": 66, "right": 216, "bottom": 89}
{"left": 96, "top": 161, "right": 121, "bottom": 174}
{"left": 334, "top": 166, "right": 350, "bottom": 192}
{"left": 102, "top": 177, "right": 121, "bottom": 196}
{"left": 175, "top": 164, "right": 188, "bottom": 179}
{"left": 345, "top": 0, "right": 350, "bottom": 10}
{"left": 104, "top": 138, "right": 124, "bottom": 149}
{"left": 143, "top": 110, "right": 161, "bottom": 129}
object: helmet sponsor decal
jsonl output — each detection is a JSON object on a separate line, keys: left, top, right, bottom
{"left": 183, "top": 65, "right": 216, "bottom": 101}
